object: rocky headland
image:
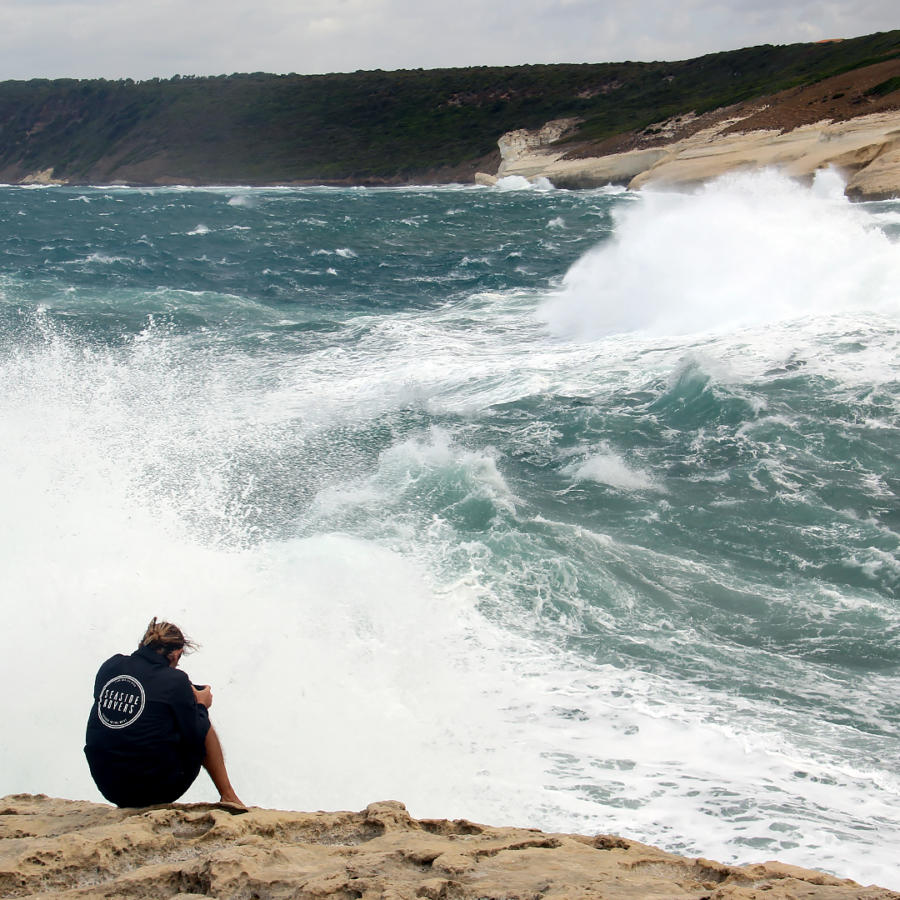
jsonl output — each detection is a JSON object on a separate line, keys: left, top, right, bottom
{"left": 1, "top": 794, "right": 897, "bottom": 900}
{"left": 2, "top": 32, "right": 898, "bottom": 192}
{"left": 476, "top": 57, "right": 900, "bottom": 199}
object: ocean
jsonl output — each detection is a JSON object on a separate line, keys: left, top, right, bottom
{"left": 1, "top": 169, "right": 898, "bottom": 887}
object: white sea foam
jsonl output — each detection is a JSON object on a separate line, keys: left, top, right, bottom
{"left": 0, "top": 331, "right": 539, "bottom": 822}
{"left": 539, "top": 169, "right": 900, "bottom": 339}
{"left": 495, "top": 175, "right": 555, "bottom": 192}
{"left": 567, "top": 448, "right": 664, "bottom": 492}
{"left": 313, "top": 247, "right": 357, "bottom": 259}
{"left": 2, "top": 185, "right": 899, "bottom": 889}
{"left": 64, "top": 252, "right": 129, "bottom": 265}
{"left": 3, "top": 309, "right": 898, "bottom": 887}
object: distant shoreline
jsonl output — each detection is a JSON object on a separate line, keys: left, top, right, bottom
{"left": 2, "top": 32, "right": 898, "bottom": 193}
{"left": 10, "top": 102, "right": 900, "bottom": 200}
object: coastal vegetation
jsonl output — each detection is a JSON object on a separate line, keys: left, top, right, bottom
{"left": 0, "top": 29, "right": 898, "bottom": 185}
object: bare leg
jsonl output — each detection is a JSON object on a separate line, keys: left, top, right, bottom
{"left": 202, "top": 725, "right": 244, "bottom": 806}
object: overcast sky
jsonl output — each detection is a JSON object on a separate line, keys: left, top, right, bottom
{"left": 0, "top": 0, "right": 896, "bottom": 81}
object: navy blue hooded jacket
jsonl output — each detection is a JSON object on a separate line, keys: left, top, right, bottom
{"left": 84, "top": 645, "right": 210, "bottom": 806}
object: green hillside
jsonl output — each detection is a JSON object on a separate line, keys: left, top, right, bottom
{"left": 1, "top": 30, "right": 898, "bottom": 185}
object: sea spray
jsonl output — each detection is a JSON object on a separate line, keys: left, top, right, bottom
{"left": 0, "top": 320, "right": 547, "bottom": 822}
{"left": 1, "top": 177, "right": 898, "bottom": 887}
{"left": 538, "top": 168, "right": 900, "bottom": 337}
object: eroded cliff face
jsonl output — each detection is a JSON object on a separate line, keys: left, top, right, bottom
{"left": 1, "top": 794, "right": 897, "bottom": 900}
{"left": 479, "top": 58, "right": 900, "bottom": 198}
{"left": 497, "top": 118, "right": 583, "bottom": 165}
{"left": 482, "top": 110, "right": 900, "bottom": 198}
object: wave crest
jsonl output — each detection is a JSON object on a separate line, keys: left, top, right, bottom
{"left": 539, "top": 169, "right": 900, "bottom": 339}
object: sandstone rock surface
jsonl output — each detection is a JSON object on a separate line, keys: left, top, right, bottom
{"left": 18, "top": 168, "right": 66, "bottom": 186}
{"left": 491, "top": 111, "right": 900, "bottom": 198}
{"left": 1, "top": 794, "right": 896, "bottom": 900}
{"left": 487, "top": 58, "right": 900, "bottom": 198}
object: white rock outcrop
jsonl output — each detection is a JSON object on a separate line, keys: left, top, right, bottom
{"left": 485, "top": 111, "right": 900, "bottom": 198}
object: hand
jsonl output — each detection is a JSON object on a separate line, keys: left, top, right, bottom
{"left": 192, "top": 684, "right": 213, "bottom": 708}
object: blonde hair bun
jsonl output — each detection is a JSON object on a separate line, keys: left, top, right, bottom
{"left": 139, "top": 617, "right": 198, "bottom": 655}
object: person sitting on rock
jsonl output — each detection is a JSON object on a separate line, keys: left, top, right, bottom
{"left": 84, "top": 618, "right": 243, "bottom": 809}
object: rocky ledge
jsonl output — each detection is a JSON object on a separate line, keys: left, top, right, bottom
{"left": 1, "top": 794, "right": 896, "bottom": 899}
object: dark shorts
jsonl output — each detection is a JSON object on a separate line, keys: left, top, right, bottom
{"left": 86, "top": 748, "right": 204, "bottom": 808}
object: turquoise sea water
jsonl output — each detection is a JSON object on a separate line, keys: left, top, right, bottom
{"left": 1, "top": 171, "right": 898, "bottom": 886}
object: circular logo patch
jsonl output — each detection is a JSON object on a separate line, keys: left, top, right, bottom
{"left": 97, "top": 675, "right": 146, "bottom": 729}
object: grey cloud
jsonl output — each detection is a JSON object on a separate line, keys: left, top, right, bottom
{"left": 0, "top": 0, "right": 896, "bottom": 80}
